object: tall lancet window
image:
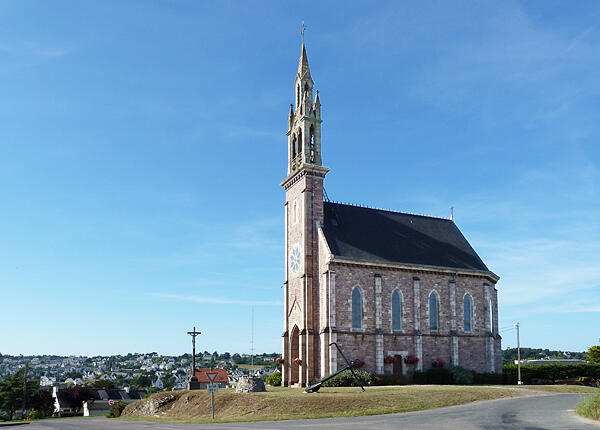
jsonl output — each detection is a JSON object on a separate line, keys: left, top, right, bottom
{"left": 489, "top": 299, "right": 493, "bottom": 333}
{"left": 309, "top": 125, "right": 315, "bottom": 162}
{"left": 392, "top": 290, "right": 402, "bottom": 331}
{"left": 429, "top": 291, "right": 439, "bottom": 332}
{"left": 292, "top": 135, "right": 297, "bottom": 158}
{"left": 352, "top": 287, "right": 362, "bottom": 329}
{"left": 463, "top": 294, "right": 473, "bottom": 333}
{"left": 297, "top": 130, "right": 302, "bottom": 154}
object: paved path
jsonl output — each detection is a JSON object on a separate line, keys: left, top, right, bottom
{"left": 23, "top": 393, "right": 598, "bottom": 429}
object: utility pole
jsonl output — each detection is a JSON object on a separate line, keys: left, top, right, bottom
{"left": 251, "top": 307, "right": 254, "bottom": 376}
{"left": 515, "top": 322, "right": 522, "bottom": 385}
{"left": 22, "top": 362, "right": 29, "bottom": 419}
{"left": 187, "top": 326, "right": 201, "bottom": 390}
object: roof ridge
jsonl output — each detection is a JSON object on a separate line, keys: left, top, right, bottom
{"left": 326, "top": 201, "right": 451, "bottom": 221}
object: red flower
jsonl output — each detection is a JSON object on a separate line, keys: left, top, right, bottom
{"left": 405, "top": 355, "right": 419, "bottom": 364}
{"left": 432, "top": 359, "right": 447, "bottom": 368}
{"left": 354, "top": 359, "right": 365, "bottom": 368}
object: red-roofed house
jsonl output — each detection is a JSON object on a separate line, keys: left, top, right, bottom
{"left": 192, "top": 368, "right": 229, "bottom": 388}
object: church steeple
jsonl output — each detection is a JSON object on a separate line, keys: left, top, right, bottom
{"left": 298, "top": 43, "right": 311, "bottom": 79}
{"left": 287, "top": 42, "right": 323, "bottom": 175}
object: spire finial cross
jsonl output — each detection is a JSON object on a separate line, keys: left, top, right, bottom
{"left": 301, "top": 21, "right": 307, "bottom": 44}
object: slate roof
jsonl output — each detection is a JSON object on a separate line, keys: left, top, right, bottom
{"left": 322, "top": 202, "right": 490, "bottom": 273}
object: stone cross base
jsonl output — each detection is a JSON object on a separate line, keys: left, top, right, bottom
{"left": 235, "top": 376, "right": 266, "bottom": 393}
{"left": 187, "top": 376, "right": 201, "bottom": 390}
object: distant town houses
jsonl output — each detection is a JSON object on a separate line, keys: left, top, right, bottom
{"left": 0, "top": 352, "right": 281, "bottom": 391}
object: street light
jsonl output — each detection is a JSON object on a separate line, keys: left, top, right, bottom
{"left": 514, "top": 322, "right": 522, "bottom": 385}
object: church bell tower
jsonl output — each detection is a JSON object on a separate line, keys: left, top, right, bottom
{"left": 287, "top": 43, "right": 323, "bottom": 173}
{"left": 281, "top": 42, "right": 329, "bottom": 387}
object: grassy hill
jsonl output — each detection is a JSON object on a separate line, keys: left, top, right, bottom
{"left": 122, "top": 386, "right": 530, "bottom": 423}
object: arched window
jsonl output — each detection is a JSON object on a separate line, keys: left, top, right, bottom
{"left": 352, "top": 287, "right": 362, "bottom": 329}
{"left": 298, "top": 130, "right": 303, "bottom": 154}
{"left": 297, "top": 85, "right": 300, "bottom": 107}
{"left": 392, "top": 290, "right": 402, "bottom": 331}
{"left": 292, "top": 135, "right": 297, "bottom": 158}
{"left": 463, "top": 294, "right": 472, "bottom": 333}
{"left": 429, "top": 291, "right": 439, "bottom": 331}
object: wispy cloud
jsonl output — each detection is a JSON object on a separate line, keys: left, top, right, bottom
{"left": 150, "top": 292, "right": 281, "bottom": 306}
{"left": 0, "top": 40, "right": 72, "bottom": 58}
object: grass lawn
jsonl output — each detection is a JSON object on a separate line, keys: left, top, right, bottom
{"left": 121, "top": 385, "right": 527, "bottom": 424}
{"left": 576, "top": 392, "right": 600, "bottom": 421}
{"left": 505, "top": 385, "right": 599, "bottom": 394}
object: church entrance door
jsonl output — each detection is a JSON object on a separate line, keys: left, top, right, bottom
{"left": 393, "top": 355, "right": 403, "bottom": 375}
{"left": 290, "top": 326, "right": 300, "bottom": 385}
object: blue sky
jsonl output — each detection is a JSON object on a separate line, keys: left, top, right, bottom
{"left": 1, "top": 1, "right": 598, "bottom": 356}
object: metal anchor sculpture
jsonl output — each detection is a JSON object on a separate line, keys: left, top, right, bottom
{"left": 304, "top": 342, "right": 366, "bottom": 393}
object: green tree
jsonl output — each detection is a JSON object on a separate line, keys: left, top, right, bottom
{"left": 86, "top": 379, "right": 116, "bottom": 389}
{"left": 585, "top": 345, "right": 600, "bottom": 363}
{"left": 59, "top": 385, "right": 94, "bottom": 413}
{"left": 0, "top": 369, "right": 39, "bottom": 420}
{"left": 162, "top": 375, "right": 176, "bottom": 391}
{"left": 130, "top": 373, "right": 153, "bottom": 390}
{"left": 30, "top": 389, "right": 54, "bottom": 418}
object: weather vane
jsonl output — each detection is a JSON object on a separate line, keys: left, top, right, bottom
{"left": 301, "top": 21, "right": 307, "bottom": 44}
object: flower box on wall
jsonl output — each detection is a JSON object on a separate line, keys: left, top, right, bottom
{"left": 405, "top": 355, "right": 419, "bottom": 364}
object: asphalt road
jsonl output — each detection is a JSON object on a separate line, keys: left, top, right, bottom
{"left": 22, "top": 393, "right": 598, "bottom": 430}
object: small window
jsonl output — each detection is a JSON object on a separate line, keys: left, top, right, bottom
{"left": 429, "top": 291, "right": 439, "bottom": 331}
{"left": 392, "top": 290, "right": 402, "bottom": 331}
{"left": 463, "top": 294, "right": 472, "bottom": 333}
{"left": 352, "top": 287, "right": 362, "bottom": 329}
{"left": 293, "top": 200, "right": 298, "bottom": 224}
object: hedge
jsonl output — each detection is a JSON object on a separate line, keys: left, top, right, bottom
{"left": 502, "top": 363, "right": 600, "bottom": 384}
{"left": 371, "top": 374, "right": 409, "bottom": 386}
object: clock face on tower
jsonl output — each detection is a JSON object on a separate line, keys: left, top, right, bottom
{"left": 289, "top": 244, "right": 302, "bottom": 275}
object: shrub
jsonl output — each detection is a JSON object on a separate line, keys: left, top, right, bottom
{"left": 473, "top": 372, "right": 503, "bottom": 385}
{"left": 448, "top": 366, "right": 474, "bottom": 385}
{"left": 266, "top": 371, "right": 282, "bottom": 387}
{"left": 321, "top": 370, "right": 372, "bottom": 387}
{"left": 27, "top": 409, "right": 49, "bottom": 420}
{"left": 413, "top": 368, "right": 453, "bottom": 385}
{"left": 59, "top": 411, "right": 83, "bottom": 417}
{"left": 371, "top": 374, "right": 408, "bottom": 386}
{"left": 576, "top": 392, "right": 600, "bottom": 420}
{"left": 108, "top": 401, "right": 128, "bottom": 418}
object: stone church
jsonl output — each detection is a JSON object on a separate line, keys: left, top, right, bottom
{"left": 281, "top": 43, "right": 502, "bottom": 387}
